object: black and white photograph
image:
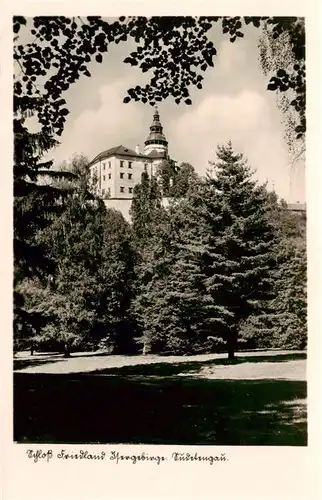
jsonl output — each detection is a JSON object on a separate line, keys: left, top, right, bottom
{"left": 11, "top": 14, "right": 309, "bottom": 449}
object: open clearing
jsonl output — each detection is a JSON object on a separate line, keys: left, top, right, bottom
{"left": 14, "top": 350, "right": 307, "bottom": 446}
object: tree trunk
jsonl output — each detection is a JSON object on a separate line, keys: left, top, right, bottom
{"left": 227, "top": 331, "right": 238, "bottom": 360}
{"left": 142, "top": 340, "right": 150, "bottom": 356}
{"left": 63, "top": 343, "right": 70, "bottom": 357}
{"left": 228, "top": 346, "right": 235, "bottom": 360}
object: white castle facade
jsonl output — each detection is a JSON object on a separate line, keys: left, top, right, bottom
{"left": 88, "top": 108, "right": 169, "bottom": 220}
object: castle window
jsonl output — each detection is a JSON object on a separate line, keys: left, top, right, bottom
{"left": 102, "top": 189, "right": 105, "bottom": 195}
{"left": 128, "top": 173, "right": 132, "bottom": 180}
{"left": 103, "top": 175, "right": 106, "bottom": 181}
{"left": 107, "top": 187, "right": 110, "bottom": 195}
{"left": 128, "top": 161, "right": 132, "bottom": 169}
{"left": 103, "top": 163, "right": 106, "bottom": 170}
{"left": 120, "top": 172, "right": 124, "bottom": 179}
{"left": 108, "top": 173, "right": 111, "bottom": 179}
{"left": 120, "top": 186, "right": 125, "bottom": 193}
{"left": 109, "top": 161, "right": 111, "bottom": 168}
{"left": 120, "top": 160, "right": 124, "bottom": 168}
{"left": 129, "top": 187, "right": 133, "bottom": 194}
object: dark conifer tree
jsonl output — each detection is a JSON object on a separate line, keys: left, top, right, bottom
{"left": 145, "top": 204, "right": 212, "bottom": 354}
{"left": 194, "top": 143, "right": 277, "bottom": 358}
{"left": 132, "top": 144, "right": 278, "bottom": 358}
{"left": 130, "top": 171, "right": 166, "bottom": 353}
{"left": 132, "top": 193, "right": 217, "bottom": 355}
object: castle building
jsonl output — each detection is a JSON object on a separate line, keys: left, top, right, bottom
{"left": 88, "top": 108, "right": 168, "bottom": 219}
{"left": 87, "top": 108, "right": 305, "bottom": 221}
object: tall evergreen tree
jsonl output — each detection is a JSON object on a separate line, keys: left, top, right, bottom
{"left": 130, "top": 171, "right": 169, "bottom": 353}
{"left": 132, "top": 186, "right": 230, "bottom": 355}
{"left": 139, "top": 202, "right": 212, "bottom": 354}
{"left": 195, "top": 143, "right": 277, "bottom": 359}
{"left": 99, "top": 209, "right": 137, "bottom": 354}
{"left": 132, "top": 145, "right": 277, "bottom": 358}
{"left": 132, "top": 207, "right": 176, "bottom": 354}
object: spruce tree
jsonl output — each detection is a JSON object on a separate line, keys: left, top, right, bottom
{"left": 132, "top": 208, "right": 177, "bottom": 353}
{"left": 132, "top": 196, "right": 213, "bottom": 355}
{"left": 149, "top": 203, "right": 212, "bottom": 354}
{"left": 132, "top": 144, "right": 277, "bottom": 358}
{"left": 99, "top": 209, "right": 137, "bottom": 354}
{"left": 194, "top": 143, "right": 276, "bottom": 359}
{"left": 130, "top": 171, "right": 174, "bottom": 353}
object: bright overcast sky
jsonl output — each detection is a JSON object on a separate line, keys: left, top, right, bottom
{"left": 31, "top": 20, "right": 305, "bottom": 203}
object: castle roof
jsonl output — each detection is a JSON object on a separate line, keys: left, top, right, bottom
{"left": 89, "top": 145, "right": 151, "bottom": 166}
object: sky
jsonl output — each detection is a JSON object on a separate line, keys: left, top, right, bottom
{"left": 25, "top": 19, "right": 305, "bottom": 203}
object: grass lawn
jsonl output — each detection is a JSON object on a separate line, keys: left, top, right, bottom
{"left": 14, "top": 351, "right": 307, "bottom": 446}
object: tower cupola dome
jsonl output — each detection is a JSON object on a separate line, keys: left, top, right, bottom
{"left": 144, "top": 107, "right": 168, "bottom": 157}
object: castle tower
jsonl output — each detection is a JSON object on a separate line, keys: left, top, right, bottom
{"left": 144, "top": 107, "right": 168, "bottom": 158}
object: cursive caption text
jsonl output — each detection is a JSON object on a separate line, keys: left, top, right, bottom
{"left": 26, "top": 449, "right": 228, "bottom": 465}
